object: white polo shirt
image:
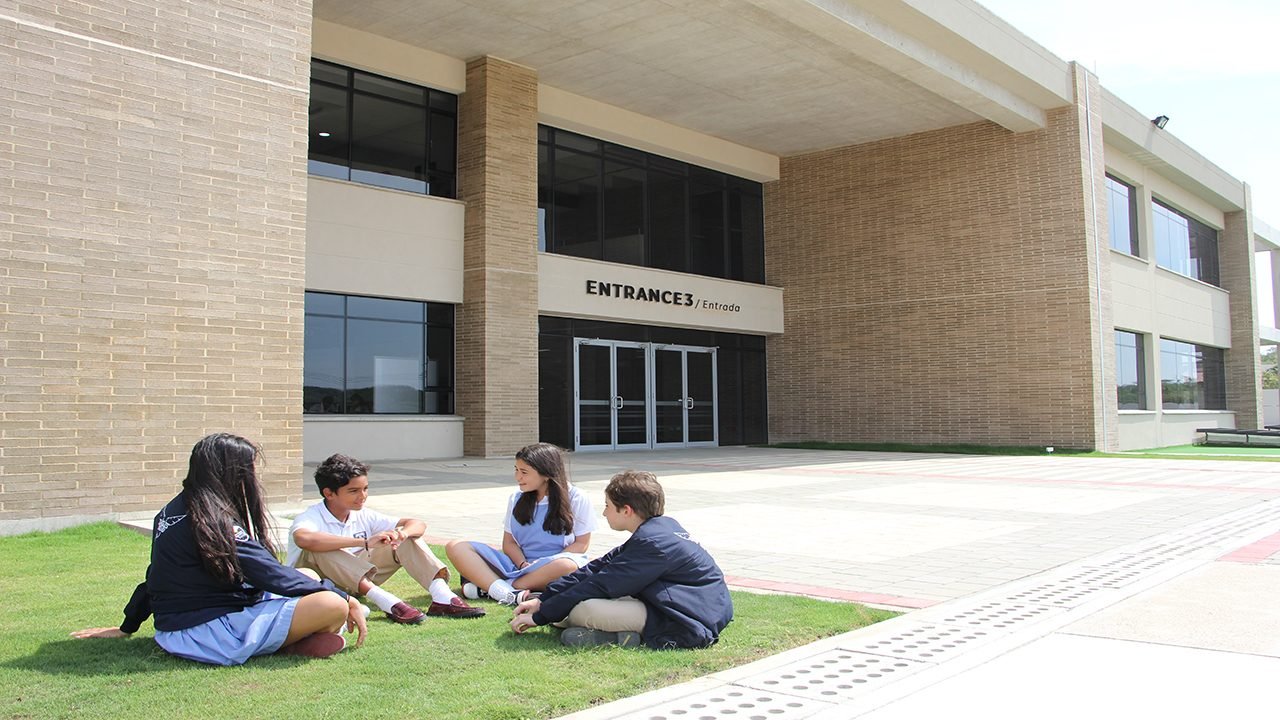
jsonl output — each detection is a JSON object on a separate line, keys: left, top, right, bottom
{"left": 285, "top": 500, "right": 398, "bottom": 566}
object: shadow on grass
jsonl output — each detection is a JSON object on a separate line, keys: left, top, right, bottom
{"left": 4, "top": 637, "right": 333, "bottom": 676}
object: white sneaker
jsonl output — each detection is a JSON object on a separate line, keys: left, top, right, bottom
{"left": 461, "top": 582, "right": 485, "bottom": 600}
{"left": 498, "top": 589, "right": 536, "bottom": 607}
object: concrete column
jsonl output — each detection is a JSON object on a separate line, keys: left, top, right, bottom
{"left": 1220, "top": 186, "right": 1262, "bottom": 428}
{"left": 456, "top": 57, "right": 540, "bottom": 456}
{"left": 1073, "top": 63, "right": 1120, "bottom": 451}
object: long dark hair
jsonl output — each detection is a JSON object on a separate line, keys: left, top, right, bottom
{"left": 181, "top": 433, "right": 272, "bottom": 584}
{"left": 512, "top": 443, "right": 574, "bottom": 537}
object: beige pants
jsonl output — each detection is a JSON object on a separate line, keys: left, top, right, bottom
{"left": 295, "top": 537, "right": 447, "bottom": 595}
{"left": 554, "top": 596, "right": 647, "bottom": 634}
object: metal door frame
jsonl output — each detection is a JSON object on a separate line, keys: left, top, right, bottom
{"left": 573, "top": 338, "right": 651, "bottom": 452}
{"left": 651, "top": 343, "right": 719, "bottom": 448}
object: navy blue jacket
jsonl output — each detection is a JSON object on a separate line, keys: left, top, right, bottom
{"left": 120, "top": 493, "right": 345, "bottom": 633}
{"left": 533, "top": 515, "right": 733, "bottom": 649}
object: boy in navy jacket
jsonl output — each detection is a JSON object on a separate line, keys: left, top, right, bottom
{"left": 510, "top": 471, "right": 732, "bottom": 649}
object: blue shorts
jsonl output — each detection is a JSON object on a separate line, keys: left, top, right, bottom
{"left": 154, "top": 593, "right": 299, "bottom": 666}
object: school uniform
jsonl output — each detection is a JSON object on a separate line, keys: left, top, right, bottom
{"left": 119, "top": 493, "right": 346, "bottom": 666}
{"left": 531, "top": 514, "right": 733, "bottom": 650}
{"left": 467, "top": 484, "right": 596, "bottom": 578}
{"left": 285, "top": 501, "right": 448, "bottom": 592}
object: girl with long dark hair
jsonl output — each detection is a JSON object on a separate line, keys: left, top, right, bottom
{"left": 73, "top": 433, "right": 367, "bottom": 664}
{"left": 445, "top": 443, "right": 596, "bottom": 605}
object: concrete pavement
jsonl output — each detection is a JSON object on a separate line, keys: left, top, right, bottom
{"left": 131, "top": 446, "right": 1280, "bottom": 719}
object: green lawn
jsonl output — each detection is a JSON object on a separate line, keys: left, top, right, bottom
{"left": 2, "top": 524, "right": 894, "bottom": 720}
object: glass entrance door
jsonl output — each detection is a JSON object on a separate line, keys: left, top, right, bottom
{"left": 574, "top": 340, "right": 649, "bottom": 451}
{"left": 654, "top": 345, "right": 718, "bottom": 448}
{"left": 574, "top": 339, "right": 717, "bottom": 451}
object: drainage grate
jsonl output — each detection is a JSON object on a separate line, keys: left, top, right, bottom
{"left": 618, "top": 688, "right": 830, "bottom": 720}
{"left": 738, "top": 650, "right": 926, "bottom": 702}
{"left": 930, "top": 601, "right": 1062, "bottom": 629}
{"left": 1003, "top": 581, "right": 1104, "bottom": 607}
{"left": 1086, "top": 554, "right": 1176, "bottom": 573}
{"left": 1054, "top": 566, "right": 1145, "bottom": 588}
{"left": 852, "top": 625, "right": 993, "bottom": 662}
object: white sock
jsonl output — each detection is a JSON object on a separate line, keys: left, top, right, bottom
{"left": 364, "top": 584, "right": 402, "bottom": 613}
{"left": 429, "top": 578, "right": 458, "bottom": 604}
{"left": 487, "top": 578, "right": 516, "bottom": 604}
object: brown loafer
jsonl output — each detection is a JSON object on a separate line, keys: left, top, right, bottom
{"left": 279, "top": 632, "right": 346, "bottom": 658}
{"left": 426, "top": 597, "right": 486, "bottom": 618}
{"left": 387, "top": 601, "right": 426, "bottom": 624}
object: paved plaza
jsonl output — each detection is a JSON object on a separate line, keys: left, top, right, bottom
{"left": 287, "top": 448, "right": 1280, "bottom": 718}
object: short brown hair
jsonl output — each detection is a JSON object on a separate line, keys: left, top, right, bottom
{"left": 314, "top": 453, "right": 370, "bottom": 496}
{"left": 605, "top": 470, "right": 665, "bottom": 520}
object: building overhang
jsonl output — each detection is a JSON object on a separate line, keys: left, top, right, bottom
{"left": 312, "top": 0, "right": 1075, "bottom": 156}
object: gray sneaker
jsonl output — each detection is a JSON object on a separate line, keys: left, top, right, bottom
{"left": 560, "top": 627, "right": 642, "bottom": 648}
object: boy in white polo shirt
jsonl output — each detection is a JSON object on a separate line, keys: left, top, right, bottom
{"left": 286, "top": 453, "right": 483, "bottom": 623}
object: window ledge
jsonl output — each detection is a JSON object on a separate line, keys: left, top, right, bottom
{"left": 1160, "top": 409, "right": 1235, "bottom": 415}
{"left": 304, "top": 414, "right": 465, "bottom": 422}
{"left": 1153, "top": 265, "right": 1229, "bottom": 293}
{"left": 1117, "top": 409, "right": 1156, "bottom": 415}
{"left": 1109, "top": 248, "right": 1148, "bottom": 264}
{"left": 307, "top": 175, "right": 465, "bottom": 206}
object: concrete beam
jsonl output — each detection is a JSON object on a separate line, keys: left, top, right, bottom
{"left": 748, "top": 0, "right": 1048, "bottom": 132}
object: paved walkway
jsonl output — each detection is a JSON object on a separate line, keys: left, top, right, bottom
{"left": 262, "top": 448, "right": 1280, "bottom": 718}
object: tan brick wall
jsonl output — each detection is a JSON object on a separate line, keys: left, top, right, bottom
{"left": 0, "top": 1, "right": 313, "bottom": 531}
{"left": 1221, "top": 195, "right": 1263, "bottom": 427}
{"left": 456, "top": 56, "right": 540, "bottom": 457}
{"left": 765, "top": 79, "right": 1111, "bottom": 449}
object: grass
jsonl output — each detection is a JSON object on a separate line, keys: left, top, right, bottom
{"left": 1, "top": 524, "right": 895, "bottom": 720}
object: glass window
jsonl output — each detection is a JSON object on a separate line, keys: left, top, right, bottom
{"left": 304, "top": 292, "right": 454, "bottom": 415}
{"left": 1160, "top": 338, "right": 1226, "bottom": 410}
{"left": 1115, "top": 330, "right": 1146, "bottom": 409}
{"left": 308, "top": 59, "right": 457, "bottom": 198}
{"left": 1106, "top": 175, "right": 1138, "bottom": 256}
{"left": 539, "top": 126, "right": 765, "bottom": 283}
{"left": 1153, "top": 200, "right": 1219, "bottom": 285}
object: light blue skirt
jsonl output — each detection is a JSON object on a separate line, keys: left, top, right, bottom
{"left": 467, "top": 541, "right": 589, "bottom": 581}
{"left": 154, "top": 593, "right": 299, "bottom": 666}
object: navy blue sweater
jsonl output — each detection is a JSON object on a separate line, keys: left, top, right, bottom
{"left": 120, "top": 493, "right": 345, "bottom": 634}
{"left": 532, "top": 515, "right": 733, "bottom": 649}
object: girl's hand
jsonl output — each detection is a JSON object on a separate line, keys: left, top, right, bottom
{"left": 346, "top": 598, "right": 368, "bottom": 647}
{"left": 71, "top": 627, "right": 129, "bottom": 639}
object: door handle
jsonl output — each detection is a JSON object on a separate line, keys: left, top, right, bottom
{"left": 614, "top": 396, "right": 624, "bottom": 410}
{"left": 685, "top": 397, "right": 694, "bottom": 410}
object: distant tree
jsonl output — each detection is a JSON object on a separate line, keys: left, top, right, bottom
{"left": 1263, "top": 347, "right": 1279, "bottom": 390}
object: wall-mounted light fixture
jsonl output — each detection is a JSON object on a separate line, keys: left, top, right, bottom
{"left": 1151, "top": 115, "right": 1169, "bottom": 129}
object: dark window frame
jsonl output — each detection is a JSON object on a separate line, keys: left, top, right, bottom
{"left": 308, "top": 59, "right": 458, "bottom": 198}
{"left": 1115, "top": 329, "right": 1147, "bottom": 410}
{"left": 538, "top": 126, "right": 765, "bottom": 283}
{"left": 1152, "top": 198, "right": 1220, "bottom": 286}
{"left": 1159, "top": 337, "right": 1226, "bottom": 410}
{"left": 304, "top": 292, "right": 455, "bottom": 415}
{"left": 1105, "top": 174, "right": 1139, "bottom": 256}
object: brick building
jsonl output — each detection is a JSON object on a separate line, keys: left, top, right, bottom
{"left": 2, "top": 0, "right": 1273, "bottom": 532}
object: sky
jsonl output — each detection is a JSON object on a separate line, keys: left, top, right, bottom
{"left": 975, "top": 0, "right": 1280, "bottom": 227}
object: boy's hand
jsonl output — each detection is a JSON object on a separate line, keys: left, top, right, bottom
{"left": 514, "top": 596, "right": 541, "bottom": 616}
{"left": 510, "top": 612, "right": 537, "bottom": 634}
